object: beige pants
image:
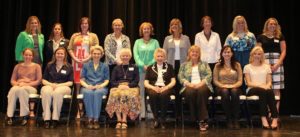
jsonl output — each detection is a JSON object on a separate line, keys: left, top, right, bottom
{"left": 7, "top": 86, "right": 37, "bottom": 117}
{"left": 41, "top": 86, "right": 71, "bottom": 120}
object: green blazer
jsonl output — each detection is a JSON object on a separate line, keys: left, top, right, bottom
{"left": 178, "top": 61, "right": 213, "bottom": 93}
{"left": 15, "top": 31, "right": 44, "bottom": 62}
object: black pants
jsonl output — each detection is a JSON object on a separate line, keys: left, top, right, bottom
{"left": 216, "top": 88, "right": 241, "bottom": 120}
{"left": 146, "top": 88, "right": 172, "bottom": 122}
{"left": 184, "top": 85, "right": 211, "bottom": 121}
{"left": 247, "top": 87, "right": 278, "bottom": 118}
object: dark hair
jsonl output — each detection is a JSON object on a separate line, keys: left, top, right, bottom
{"left": 200, "top": 16, "right": 213, "bottom": 28}
{"left": 49, "top": 23, "right": 64, "bottom": 40}
{"left": 219, "top": 45, "right": 238, "bottom": 71}
{"left": 78, "top": 17, "right": 91, "bottom": 32}
{"left": 49, "top": 47, "right": 68, "bottom": 65}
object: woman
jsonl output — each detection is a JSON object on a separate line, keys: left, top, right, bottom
{"left": 41, "top": 47, "right": 73, "bottom": 129}
{"left": 163, "top": 18, "right": 191, "bottom": 75}
{"left": 257, "top": 18, "right": 286, "bottom": 112}
{"left": 213, "top": 45, "right": 243, "bottom": 129}
{"left": 195, "top": 16, "right": 222, "bottom": 71}
{"left": 104, "top": 18, "right": 131, "bottom": 72}
{"left": 43, "top": 23, "right": 70, "bottom": 69}
{"left": 178, "top": 45, "right": 213, "bottom": 131}
{"left": 80, "top": 45, "right": 109, "bottom": 129}
{"left": 68, "top": 17, "right": 99, "bottom": 118}
{"left": 224, "top": 15, "right": 256, "bottom": 68}
{"left": 144, "top": 48, "right": 176, "bottom": 129}
{"left": 106, "top": 48, "right": 140, "bottom": 129}
{"left": 244, "top": 46, "right": 278, "bottom": 129}
{"left": 133, "top": 22, "right": 160, "bottom": 119}
{"left": 6, "top": 48, "right": 42, "bottom": 126}
{"left": 15, "top": 16, "right": 44, "bottom": 65}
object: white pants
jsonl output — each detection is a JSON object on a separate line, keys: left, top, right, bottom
{"left": 7, "top": 86, "right": 37, "bottom": 117}
{"left": 41, "top": 86, "right": 71, "bottom": 120}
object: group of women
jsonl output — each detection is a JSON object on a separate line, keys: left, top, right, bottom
{"left": 6, "top": 15, "right": 286, "bottom": 131}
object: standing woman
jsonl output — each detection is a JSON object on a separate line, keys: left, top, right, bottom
{"left": 244, "top": 46, "right": 278, "bottom": 129}
{"left": 178, "top": 45, "right": 213, "bottom": 131}
{"left": 80, "top": 46, "right": 109, "bottom": 129}
{"left": 68, "top": 17, "right": 99, "bottom": 118}
{"left": 195, "top": 16, "right": 222, "bottom": 71}
{"left": 15, "top": 16, "right": 44, "bottom": 65}
{"left": 144, "top": 48, "right": 176, "bottom": 129}
{"left": 213, "top": 46, "right": 243, "bottom": 129}
{"left": 133, "top": 22, "right": 160, "bottom": 119}
{"left": 43, "top": 23, "right": 70, "bottom": 69}
{"left": 163, "top": 18, "right": 191, "bottom": 77}
{"left": 7, "top": 48, "right": 42, "bottom": 126}
{"left": 104, "top": 18, "right": 131, "bottom": 72}
{"left": 41, "top": 47, "right": 73, "bottom": 129}
{"left": 224, "top": 15, "right": 256, "bottom": 68}
{"left": 257, "top": 18, "right": 286, "bottom": 112}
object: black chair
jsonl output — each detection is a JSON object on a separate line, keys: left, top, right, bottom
{"left": 145, "top": 94, "right": 178, "bottom": 128}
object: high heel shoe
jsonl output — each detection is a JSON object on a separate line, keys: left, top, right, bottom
{"left": 271, "top": 126, "right": 278, "bottom": 130}
{"left": 262, "top": 125, "right": 270, "bottom": 129}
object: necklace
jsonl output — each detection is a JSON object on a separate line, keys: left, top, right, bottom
{"left": 122, "top": 65, "right": 129, "bottom": 79}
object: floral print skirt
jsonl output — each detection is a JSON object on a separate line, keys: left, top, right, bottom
{"left": 105, "top": 87, "right": 141, "bottom": 120}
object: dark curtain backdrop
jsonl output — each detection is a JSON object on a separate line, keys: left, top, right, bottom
{"left": 1, "top": 0, "right": 297, "bottom": 114}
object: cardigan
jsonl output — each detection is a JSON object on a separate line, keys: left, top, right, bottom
{"left": 178, "top": 61, "right": 213, "bottom": 93}
{"left": 15, "top": 31, "right": 44, "bottom": 62}
{"left": 145, "top": 62, "right": 175, "bottom": 86}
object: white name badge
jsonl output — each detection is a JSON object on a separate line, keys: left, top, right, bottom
{"left": 274, "top": 39, "right": 279, "bottom": 43}
{"left": 61, "top": 70, "right": 67, "bottom": 74}
{"left": 129, "top": 67, "right": 134, "bottom": 71}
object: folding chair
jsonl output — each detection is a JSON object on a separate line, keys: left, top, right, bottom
{"left": 145, "top": 94, "right": 177, "bottom": 128}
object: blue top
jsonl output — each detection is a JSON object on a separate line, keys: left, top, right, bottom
{"left": 81, "top": 60, "right": 109, "bottom": 85}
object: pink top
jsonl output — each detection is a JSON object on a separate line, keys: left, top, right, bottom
{"left": 10, "top": 63, "right": 42, "bottom": 88}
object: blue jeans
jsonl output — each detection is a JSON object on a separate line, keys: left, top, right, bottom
{"left": 81, "top": 87, "right": 108, "bottom": 119}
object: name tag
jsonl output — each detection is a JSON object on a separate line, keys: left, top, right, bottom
{"left": 274, "top": 39, "right": 279, "bottom": 43}
{"left": 60, "top": 41, "right": 65, "bottom": 45}
{"left": 162, "top": 69, "right": 167, "bottom": 73}
{"left": 129, "top": 67, "right": 134, "bottom": 71}
{"left": 61, "top": 70, "right": 67, "bottom": 74}
{"left": 168, "top": 39, "right": 173, "bottom": 43}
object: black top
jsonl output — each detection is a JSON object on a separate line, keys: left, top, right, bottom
{"left": 43, "top": 39, "right": 70, "bottom": 69}
{"left": 110, "top": 64, "right": 139, "bottom": 88}
{"left": 43, "top": 63, "right": 73, "bottom": 83}
{"left": 145, "top": 62, "right": 175, "bottom": 86}
{"left": 257, "top": 34, "right": 285, "bottom": 53}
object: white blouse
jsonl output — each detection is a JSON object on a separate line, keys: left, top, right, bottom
{"left": 194, "top": 31, "right": 222, "bottom": 63}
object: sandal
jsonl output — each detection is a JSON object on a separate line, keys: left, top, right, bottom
{"left": 115, "top": 121, "right": 122, "bottom": 129}
{"left": 121, "top": 122, "right": 128, "bottom": 129}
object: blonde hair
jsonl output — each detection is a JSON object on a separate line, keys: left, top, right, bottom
{"left": 262, "top": 17, "right": 282, "bottom": 38}
{"left": 186, "top": 45, "right": 201, "bottom": 62}
{"left": 119, "top": 48, "right": 132, "bottom": 58}
{"left": 232, "top": 15, "right": 249, "bottom": 35}
{"left": 249, "top": 46, "right": 265, "bottom": 64}
{"left": 154, "top": 48, "right": 167, "bottom": 60}
{"left": 112, "top": 18, "right": 124, "bottom": 28}
{"left": 25, "top": 16, "right": 42, "bottom": 34}
{"left": 169, "top": 18, "right": 183, "bottom": 34}
{"left": 139, "top": 22, "right": 154, "bottom": 37}
{"left": 90, "top": 45, "right": 104, "bottom": 56}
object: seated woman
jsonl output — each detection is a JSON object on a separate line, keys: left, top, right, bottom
{"left": 213, "top": 45, "right": 243, "bottom": 129}
{"left": 41, "top": 47, "right": 73, "bottom": 128}
{"left": 144, "top": 48, "right": 176, "bottom": 129}
{"left": 80, "top": 45, "right": 109, "bottom": 129}
{"left": 106, "top": 48, "right": 140, "bottom": 129}
{"left": 178, "top": 45, "right": 213, "bottom": 131}
{"left": 244, "top": 46, "right": 278, "bottom": 129}
{"left": 6, "top": 48, "right": 42, "bottom": 126}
